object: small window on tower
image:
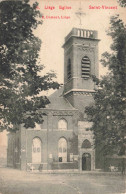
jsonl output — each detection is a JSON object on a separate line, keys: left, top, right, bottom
{"left": 67, "top": 59, "right": 71, "bottom": 80}
{"left": 81, "top": 56, "right": 90, "bottom": 79}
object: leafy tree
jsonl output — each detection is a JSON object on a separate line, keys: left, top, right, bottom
{"left": 117, "top": 0, "right": 126, "bottom": 7}
{"left": 85, "top": 15, "right": 126, "bottom": 156}
{"left": 0, "top": 0, "right": 59, "bottom": 131}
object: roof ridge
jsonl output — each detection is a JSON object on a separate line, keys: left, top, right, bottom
{"left": 64, "top": 96, "right": 76, "bottom": 109}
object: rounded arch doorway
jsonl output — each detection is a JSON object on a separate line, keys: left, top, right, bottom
{"left": 82, "top": 153, "right": 91, "bottom": 171}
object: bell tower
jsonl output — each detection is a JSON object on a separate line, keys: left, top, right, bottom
{"left": 63, "top": 28, "right": 100, "bottom": 114}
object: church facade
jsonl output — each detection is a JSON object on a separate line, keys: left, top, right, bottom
{"left": 7, "top": 27, "right": 100, "bottom": 171}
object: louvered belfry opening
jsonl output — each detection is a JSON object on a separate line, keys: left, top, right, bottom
{"left": 81, "top": 56, "right": 90, "bottom": 79}
{"left": 67, "top": 58, "right": 71, "bottom": 80}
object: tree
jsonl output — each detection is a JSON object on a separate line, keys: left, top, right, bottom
{"left": 117, "top": 0, "right": 126, "bottom": 7}
{"left": 0, "top": 0, "right": 59, "bottom": 131}
{"left": 85, "top": 15, "right": 126, "bottom": 156}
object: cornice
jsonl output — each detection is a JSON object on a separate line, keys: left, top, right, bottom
{"left": 63, "top": 89, "right": 95, "bottom": 97}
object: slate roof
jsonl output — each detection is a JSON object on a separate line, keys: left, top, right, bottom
{"left": 46, "top": 87, "right": 76, "bottom": 110}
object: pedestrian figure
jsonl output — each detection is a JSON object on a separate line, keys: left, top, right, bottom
{"left": 38, "top": 164, "right": 43, "bottom": 172}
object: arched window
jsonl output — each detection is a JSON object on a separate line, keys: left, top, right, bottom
{"left": 58, "top": 138, "right": 67, "bottom": 162}
{"left": 58, "top": 119, "right": 67, "bottom": 131}
{"left": 81, "top": 56, "right": 90, "bottom": 79}
{"left": 32, "top": 137, "right": 41, "bottom": 163}
{"left": 67, "top": 59, "right": 71, "bottom": 80}
{"left": 81, "top": 139, "right": 91, "bottom": 148}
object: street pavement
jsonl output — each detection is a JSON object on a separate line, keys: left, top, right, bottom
{"left": 0, "top": 167, "right": 125, "bottom": 194}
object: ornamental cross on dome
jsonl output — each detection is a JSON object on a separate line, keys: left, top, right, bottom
{"left": 75, "top": 2, "right": 86, "bottom": 28}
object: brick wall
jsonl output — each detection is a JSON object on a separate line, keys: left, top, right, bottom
{"left": 19, "top": 110, "right": 78, "bottom": 170}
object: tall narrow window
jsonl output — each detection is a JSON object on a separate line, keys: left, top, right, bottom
{"left": 58, "top": 138, "right": 67, "bottom": 162}
{"left": 81, "top": 56, "right": 90, "bottom": 79}
{"left": 58, "top": 119, "right": 67, "bottom": 131}
{"left": 67, "top": 59, "right": 71, "bottom": 80}
{"left": 32, "top": 137, "right": 41, "bottom": 163}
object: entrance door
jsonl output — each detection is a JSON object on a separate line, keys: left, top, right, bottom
{"left": 82, "top": 153, "right": 91, "bottom": 171}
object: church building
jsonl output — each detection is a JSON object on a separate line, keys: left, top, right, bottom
{"left": 7, "top": 27, "right": 100, "bottom": 171}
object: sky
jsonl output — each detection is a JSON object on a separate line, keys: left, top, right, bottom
{"left": 0, "top": 0, "right": 125, "bottom": 146}
{"left": 33, "top": 0, "right": 126, "bottom": 84}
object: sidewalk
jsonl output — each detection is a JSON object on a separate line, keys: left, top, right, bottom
{"left": 28, "top": 168, "right": 125, "bottom": 176}
{"left": 0, "top": 166, "right": 125, "bottom": 176}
